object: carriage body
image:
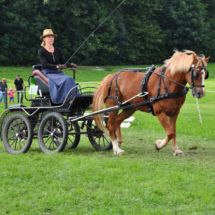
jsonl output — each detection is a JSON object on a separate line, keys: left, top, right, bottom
{"left": 0, "top": 65, "right": 112, "bottom": 154}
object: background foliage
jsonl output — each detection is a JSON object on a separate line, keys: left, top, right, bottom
{"left": 0, "top": 0, "right": 214, "bottom": 66}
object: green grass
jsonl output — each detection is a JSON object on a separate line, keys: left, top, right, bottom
{"left": 0, "top": 65, "right": 215, "bottom": 214}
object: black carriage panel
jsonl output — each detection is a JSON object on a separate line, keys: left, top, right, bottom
{"left": 32, "top": 65, "right": 42, "bottom": 71}
{"left": 68, "top": 95, "right": 93, "bottom": 114}
{"left": 33, "top": 76, "right": 49, "bottom": 95}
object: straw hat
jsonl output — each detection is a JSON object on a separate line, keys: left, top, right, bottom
{"left": 40, "top": 29, "right": 57, "bottom": 40}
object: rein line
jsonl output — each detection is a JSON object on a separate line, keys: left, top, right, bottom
{"left": 152, "top": 70, "right": 191, "bottom": 90}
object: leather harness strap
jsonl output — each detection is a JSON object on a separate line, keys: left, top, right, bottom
{"left": 141, "top": 67, "right": 156, "bottom": 115}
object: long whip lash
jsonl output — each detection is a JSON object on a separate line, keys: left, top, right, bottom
{"left": 196, "top": 98, "right": 203, "bottom": 123}
{"left": 66, "top": 0, "right": 126, "bottom": 64}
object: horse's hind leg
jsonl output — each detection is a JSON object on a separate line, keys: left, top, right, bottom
{"left": 107, "top": 110, "right": 125, "bottom": 155}
{"left": 115, "top": 108, "right": 136, "bottom": 147}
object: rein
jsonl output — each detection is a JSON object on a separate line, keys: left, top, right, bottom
{"left": 152, "top": 70, "right": 190, "bottom": 90}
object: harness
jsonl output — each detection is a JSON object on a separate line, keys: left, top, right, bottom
{"left": 141, "top": 67, "right": 189, "bottom": 115}
{"left": 104, "top": 63, "right": 209, "bottom": 116}
{"left": 104, "top": 70, "right": 126, "bottom": 105}
{"left": 186, "top": 60, "right": 209, "bottom": 88}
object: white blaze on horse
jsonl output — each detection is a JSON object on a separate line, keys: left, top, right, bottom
{"left": 91, "top": 50, "right": 210, "bottom": 156}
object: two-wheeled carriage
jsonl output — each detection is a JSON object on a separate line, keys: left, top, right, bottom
{"left": 0, "top": 65, "right": 112, "bottom": 154}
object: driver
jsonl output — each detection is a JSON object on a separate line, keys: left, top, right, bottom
{"left": 38, "top": 29, "right": 78, "bottom": 104}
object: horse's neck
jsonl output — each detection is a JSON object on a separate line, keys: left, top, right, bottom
{"left": 164, "top": 68, "right": 187, "bottom": 90}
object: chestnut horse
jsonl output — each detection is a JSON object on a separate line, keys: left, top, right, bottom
{"left": 91, "top": 50, "right": 210, "bottom": 156}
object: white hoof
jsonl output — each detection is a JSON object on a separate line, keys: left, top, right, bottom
{"left": 118, "top": 150, "right": 125, "bottom": 155}
{"left": 155, "top": 139, "right": 163, "bottom": 150}
{"left": 173, "top": 150, "right": 184, "bottom": 156}
{"left": 113, "top": 149, "right": 125, "bottom": 155}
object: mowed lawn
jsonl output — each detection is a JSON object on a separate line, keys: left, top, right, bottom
{"left": 0, "top": 64, "right": 215, "bottom": 214}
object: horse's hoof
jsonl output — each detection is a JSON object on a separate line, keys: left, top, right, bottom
{"left": 173, "top": 151, "right": 185, "bottom": 156}
{"left": 118, "top": 150, "right": 125, "bottom": 156}
{"left": 155, "top": 144, "right": 160, "bottom": 151}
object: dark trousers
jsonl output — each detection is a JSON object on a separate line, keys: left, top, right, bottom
{"left": 17, "top": 91, "right": 23, "bottom": 103}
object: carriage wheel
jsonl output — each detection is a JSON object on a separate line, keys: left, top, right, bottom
{"left": 66, "top": 122, "right": 80, "bottom": 149}
{"left": 87, "top": 119, "right": 112, "bottom": 151}
{"left": 3, "top": 113, "right": 33, "bottom": 154}
{"left": 38, "top": 112, "right": 68, "bottom": 153}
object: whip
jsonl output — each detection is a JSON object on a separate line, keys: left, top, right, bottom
{"left": 196, "top": 98, "right": 203, "bottom": 123}
{"left": 66, "top": 0, "right": 126, "bottom": 64}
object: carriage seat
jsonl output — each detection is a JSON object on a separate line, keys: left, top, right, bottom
{"left": 32, "top": 67, "right": 49, "bottom": 95}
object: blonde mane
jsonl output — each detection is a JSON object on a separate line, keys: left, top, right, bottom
{"left": 164, "top": 50, "right": 205, "bottom": 75}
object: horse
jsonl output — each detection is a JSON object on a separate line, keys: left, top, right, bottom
{"left": 91, "top": 50, "right": 210, "bottom": 156}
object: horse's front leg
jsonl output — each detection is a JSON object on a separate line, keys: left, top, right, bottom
{"left": 169, "top": 113, "right": 184, "bottom": 156}
{"left": 155, "top": 111, "right": 183, "bottom": 156}
{"left": 115, "top": 108, "right": 136, "bottom": 147}
{"left": 107, "top": 111, "right": 125, "bottom": 155}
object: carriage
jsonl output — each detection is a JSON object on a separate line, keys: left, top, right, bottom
{"left": 0, "top": 65, "right": 112, "bottom": 154}
{"left": 0, "top": 50, "right": 210, "bottom": 156}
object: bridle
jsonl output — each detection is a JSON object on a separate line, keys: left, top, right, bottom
{"left": 186, "top": 60, "right": 209, "bottom": 89}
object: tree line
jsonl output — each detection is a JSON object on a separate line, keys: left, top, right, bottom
{"left": 0, "top": 0, "right": 214, "bottom": 66}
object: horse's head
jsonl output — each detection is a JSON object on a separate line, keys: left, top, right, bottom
{"left": 185, "top": 53, "right": 210, "bottom": 98}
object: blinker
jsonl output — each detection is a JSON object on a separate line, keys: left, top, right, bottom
{"left": 205, "top": 70, "right": 209, "bottom": 79}
{"left": 192, "top": 71, "right": 199, "bottom": 79}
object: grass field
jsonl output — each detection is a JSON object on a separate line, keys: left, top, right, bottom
{"left": 0, "top": 65, "right": 215, "bottom": 214}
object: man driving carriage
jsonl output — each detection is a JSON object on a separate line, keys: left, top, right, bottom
{"left": 38, "top": 29, "right": 79, "bottom": 104}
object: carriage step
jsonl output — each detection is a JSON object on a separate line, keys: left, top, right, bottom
{"left": 8, "top": 104, "right": 27, "bottom": 109}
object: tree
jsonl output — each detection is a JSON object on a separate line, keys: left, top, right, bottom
{"left": 156, "top": 0, "right": 211, "bottom": 58}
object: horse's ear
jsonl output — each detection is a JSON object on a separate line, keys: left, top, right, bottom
{"left": 193, "top": 54, "right": 199, "bottom": 64}
{"left": 205, "top": 56, "right": 210, "bottom": 63}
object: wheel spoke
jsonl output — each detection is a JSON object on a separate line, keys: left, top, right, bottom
{"left": 14, "top": 139, "right": 18, "bottom": 150}
{"left": 102, "top": 136, "right": 106, "bottom": 147}
{"left": 43, "top": 127, "right": 52, "bottom": 134}
{"left": 54, "top": 140, "right": 61, "bottom": 147}
{"left": 44, "top": 136, "right": 51, "bottom": 144}
{"left": 8, "top": 135, "right": 17, "bottom": 140}
{"left": 103, "top": 135, "right": 110, "bottom": 143}
{"left": 48, "top": 140, "right": 54, "bottom": 149}
{"left": 8, "top": 130, "right": 17, "bottom": 135}
{"left": 52, "top": 140, "right": 55, "bottom": 149}
{"left": 19, "top": 140, "right": 22, "bottom": 150}
{"left": 9, "top": 139, "right": 17, "bottom": 147}
{"left": 68, "top": 136, "right": 74, "bottom": 143}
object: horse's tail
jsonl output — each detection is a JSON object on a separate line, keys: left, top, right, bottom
{"left": 91, "top": 78, "right": 108, "bottom": 134}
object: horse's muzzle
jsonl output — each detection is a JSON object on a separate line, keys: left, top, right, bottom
{"left": 192, "top": 88, "right": 205, "bottom": 98}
